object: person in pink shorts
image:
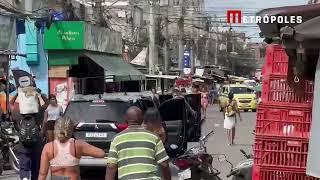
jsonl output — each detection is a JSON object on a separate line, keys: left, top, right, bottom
{"left": 201, "top": 87, "right": 209, "bottom": 119}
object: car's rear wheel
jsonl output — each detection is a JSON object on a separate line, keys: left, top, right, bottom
{"left": 244, "top": 109, "right": 249, "bottom": 112}
{"left": 252, "top": 109, "right": 257, "bottom": 112}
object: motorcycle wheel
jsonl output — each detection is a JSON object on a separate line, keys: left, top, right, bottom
{"left": 8, "top": 144, "right": 19, "bottom": 173}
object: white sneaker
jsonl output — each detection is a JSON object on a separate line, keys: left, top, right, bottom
{"left": 22, "top": 178, "right": 29, "bottom": 180}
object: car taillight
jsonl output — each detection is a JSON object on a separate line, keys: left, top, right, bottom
{"left": 115, "top": 123, "right": 128, "bottom": 132}
{"left": 175, "top": 159, "right": 190, "bottom": 170}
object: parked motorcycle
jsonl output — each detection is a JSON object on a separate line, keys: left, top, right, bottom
{"left": 173, "top": 130, "right": 221, "bottom": 180}
{"left": 218, "top": 149, "right": 253, "bottom": 180}
{"left": 0, "top": 121, "right": 20, "bottom": 175}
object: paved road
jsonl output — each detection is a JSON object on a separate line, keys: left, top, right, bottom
{"left": 1, "top": 105, "right": 256, "bottom": 180}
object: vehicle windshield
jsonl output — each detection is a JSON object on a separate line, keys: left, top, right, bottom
{"left": 64, "top": 101, "right": 130, "bottom": 123}
{"left": 230, "top": 87, "right": 253, "bottom": 94}
{"left": 245, "top": 81, "right": 256, "bottom": 87}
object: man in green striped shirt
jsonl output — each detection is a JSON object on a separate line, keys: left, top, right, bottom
{"left": 105, "top": 106, "right": 171, "bottom": 180}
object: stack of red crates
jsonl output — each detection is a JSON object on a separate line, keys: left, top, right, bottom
{"left": 253, "top": 44, "right": 318, "bottom": 180}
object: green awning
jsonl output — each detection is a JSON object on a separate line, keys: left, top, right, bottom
{"left": 84, "top": 52, "right": 145, "bottom": 82}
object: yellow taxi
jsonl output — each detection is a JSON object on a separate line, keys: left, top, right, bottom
{"left": 218, "top": 83, "right": 257, "bottom": 112}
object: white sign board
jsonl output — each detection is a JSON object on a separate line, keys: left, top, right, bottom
{"left": 195, "top": 68, "right": 204, "bottom": 77}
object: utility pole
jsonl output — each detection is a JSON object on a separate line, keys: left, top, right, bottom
{"left": 205, "top": 37, "right": 209, "bottom": 65}
{"left": 163, "top": 6, "right": 169, "bottom": 74}
{"left": 204, "top": 17, "right": 210, "bottom": 66}
{"left": 162, "top": 3, "right": 170, "bottom": 90}
{"left": 214, "top": 17, "right": 219, "bottom": 65}
{"left": 149, "top": 0, "right": 156, "bottom": 75}
{"left": 229, "top": 27, "right": 236, "bottom": 75}
{"left": 190, "top": 7, "right": 195, "bottom": 74}
{"left": 214, "top": 36, "right": 218, "bottom": 65}
{"left": 178, "top": 0, "right": 185, "bottom": 76}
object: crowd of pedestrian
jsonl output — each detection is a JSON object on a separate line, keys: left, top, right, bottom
{"left": 2, "top": 74, "right": 244, "bottom": 180}
{"left": 5, "top": 75, "right": 171, "bottom": 180}
{"left": 14, "top": 103, "right": 171, "bottom": 179}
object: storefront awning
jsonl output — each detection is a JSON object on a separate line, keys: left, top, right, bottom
{"left": 257, "top": 4, "right": 320, "bottom": 40}
{"left": 85, "top": 52, "right": 145, "bottom": 82}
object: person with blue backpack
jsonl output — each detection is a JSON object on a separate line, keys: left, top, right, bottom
{"left": 10, "top": 76, "right": 46, "bottom": 180}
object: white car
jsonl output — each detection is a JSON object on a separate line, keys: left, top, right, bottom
{"left": 243, "top": 80, "right": 257, "bottom": 89}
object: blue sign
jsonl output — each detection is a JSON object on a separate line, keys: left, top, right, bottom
{"left": 184, "top": 49, "right": 191, "bottom": 68}
{"left": 52, "top": 11, "right": 64, "bottom": 21}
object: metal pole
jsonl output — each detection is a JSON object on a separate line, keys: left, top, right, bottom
{"left": 163, "top": 5, "right": 169, "bottom": 90}
{"left": 149, "top": 0, "right": 156, "bottom": 75}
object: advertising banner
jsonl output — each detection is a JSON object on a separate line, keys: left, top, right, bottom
{"left": 49, "top": 77, "right": 75, "bottom": 111}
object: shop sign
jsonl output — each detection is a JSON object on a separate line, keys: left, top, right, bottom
{"left": 44, "top": 21, "right": 85, "bottom": 50}
{"left": 184, "top": 49, "right": 191, "bottom": 68}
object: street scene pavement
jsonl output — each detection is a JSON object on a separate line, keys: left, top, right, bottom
{"left": 1, "top": 105, "right": 255, "bottom": 180}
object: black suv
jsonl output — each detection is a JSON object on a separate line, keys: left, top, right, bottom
{"left": 64, "top": 93, "right": 156, "bottom": 167}
{"left": 64, "top": 92, "right": 201, "bottom": 167}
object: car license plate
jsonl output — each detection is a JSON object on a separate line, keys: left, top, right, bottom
{"left": 85, "top": 132, "right": 107, "bottom": 138}
{"left": 178, "top": 168, "right": 191, "bottom": 179}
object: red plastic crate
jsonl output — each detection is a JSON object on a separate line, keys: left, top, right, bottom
{"left": 254, "top": 136, "right": 309, "bottom": 169}
{"left": 263, "top": 44, "right": 289, "bottom": 76}
{"left": 253, "top": 166, "right": 319, "bottom": 180}
{"left": 255, "top": 103, "right": 312, "bottom": 138}
{"left": 261, "top": 74, "right": 314, "bottom": 105}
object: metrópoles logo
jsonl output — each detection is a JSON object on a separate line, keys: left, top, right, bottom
{"left": 226, "top": 10, "right": 303, "bottom": 24}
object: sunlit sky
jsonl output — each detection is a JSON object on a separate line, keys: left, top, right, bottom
{"left": 205, "top": 0, "right": 307, "bottom": 42}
